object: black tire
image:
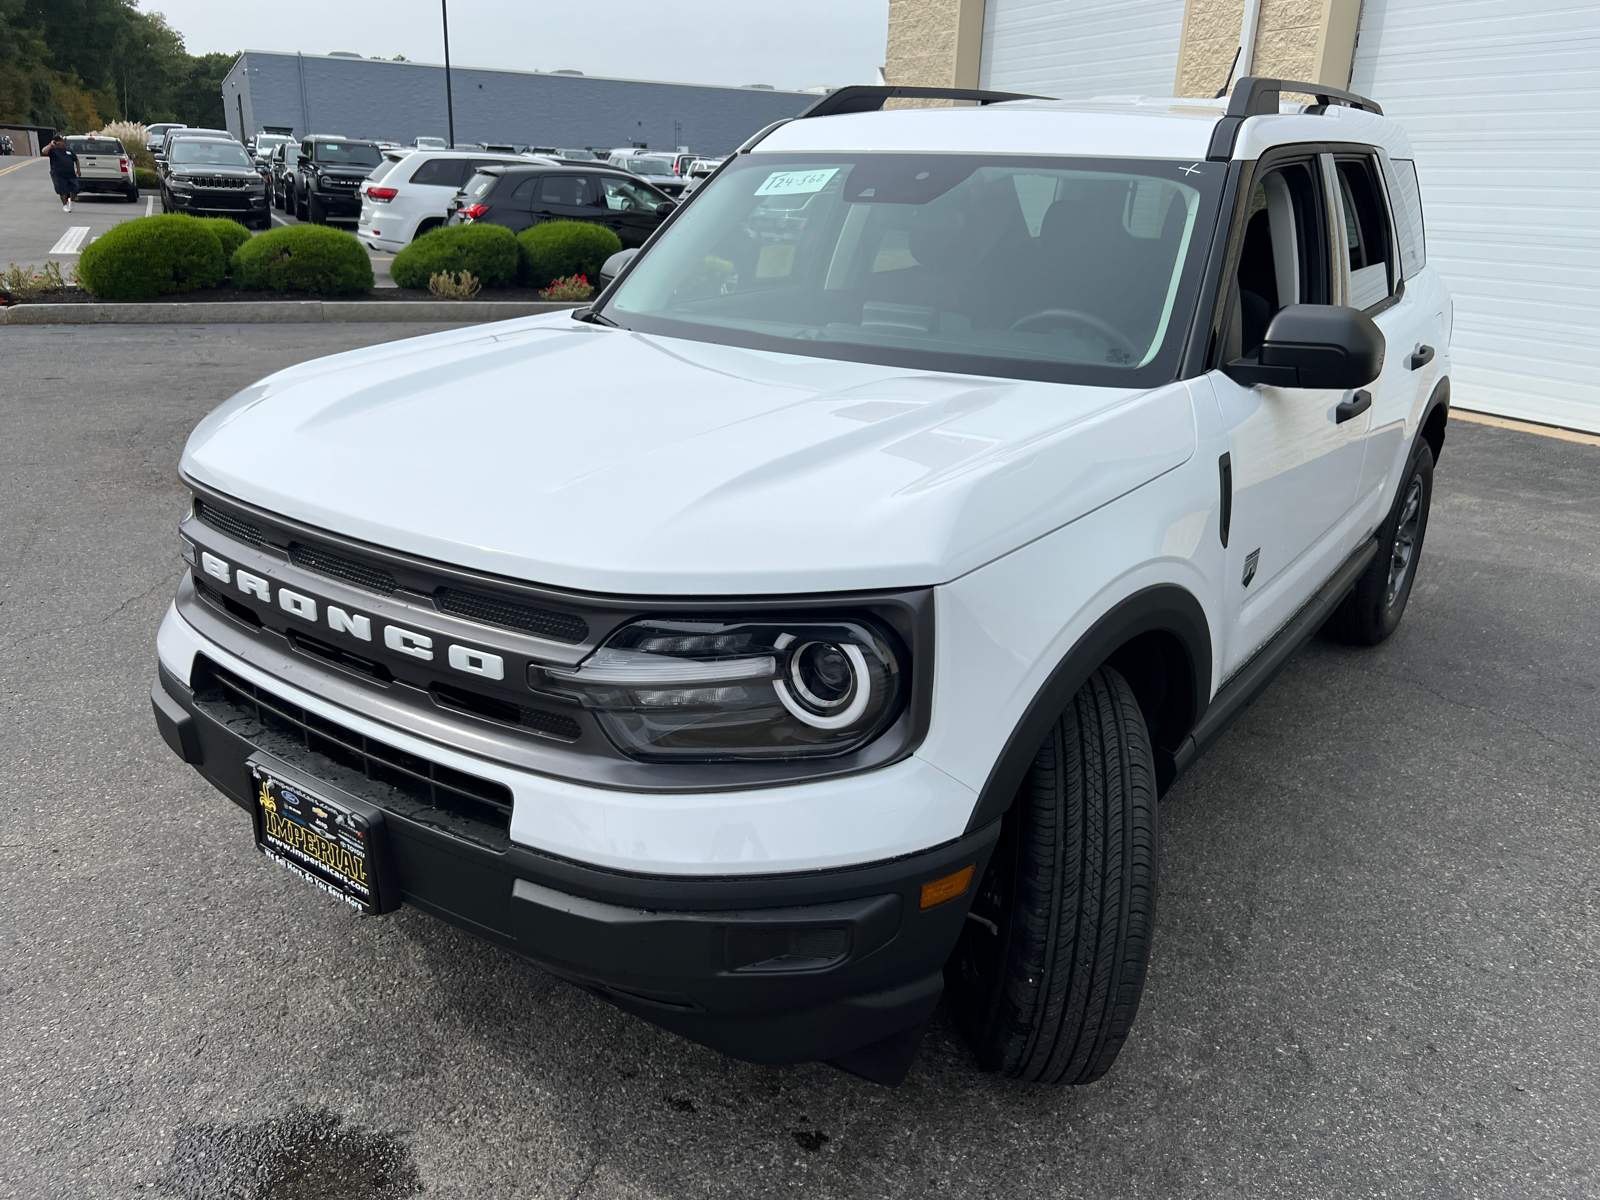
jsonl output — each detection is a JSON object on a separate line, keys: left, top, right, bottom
{"left": 307, "top": 193, "right": 325, "bottom": 224}
{"left": 294, "top": 190, "right": 308, "bottom": 222}
{"left": 125, "top": 185, "right": 139, "bottom": 203}
{"left": 949, "top": 665, "right": 1158, "bottom": 1084}
{"left": 412, "top": 218, "right": 442, "bottom": 242}
{"left": 1324, "top": 442, "right": 1434, "bottom": 646}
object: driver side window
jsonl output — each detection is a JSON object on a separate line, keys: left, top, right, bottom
{"left": 1227, "top": 160, "right": 1329, "bottom": 358}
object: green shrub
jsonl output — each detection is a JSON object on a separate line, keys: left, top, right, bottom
{"left": 196, "top": 217, "right": 252, "bottom": 268}
{"left": 134, "top": 167, "right": 159, "bottom": 189}
{"left": 516, "top": 221, "right": 622, "bottom": 290}
{"left": 391, "top": 224, "right": 518, "bottom": 290}
{"left": 77, "top": 214, "right": 226, "bottom": 299}
{"left": 231, "top": 224, "right": 373, "bottom": 294}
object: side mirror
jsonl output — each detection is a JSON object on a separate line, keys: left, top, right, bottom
{"left": 1224, "top": 303, "right": 1385, "bottom": 389}
{"left": 598, "top": 247, "right": 640, "bottom": 288}
{"left": 654, "top": 201, "right": 677, "bottom": 218}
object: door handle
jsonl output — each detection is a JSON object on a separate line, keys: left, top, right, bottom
{"left": 1407, "top": 344, "right": 1435, "bottom": 370}
{"left": 1336, "top": 390, "right": 1372, "bottom": 424}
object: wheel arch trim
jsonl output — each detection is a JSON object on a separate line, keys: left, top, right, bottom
{"left": 962, "top": 584, "right": 1212, "bottom": 834}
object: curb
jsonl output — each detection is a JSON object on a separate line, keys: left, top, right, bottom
{"left": 0, "top": 300, "right": 583, "bottom": 325}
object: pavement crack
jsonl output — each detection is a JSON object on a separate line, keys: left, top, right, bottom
{"left": 0, "top": 572, "right": 175, "bottom": 654}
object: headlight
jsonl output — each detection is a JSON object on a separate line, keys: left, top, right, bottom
{"left": 168, "top": 178, "right": 192, "bottom": 192}
{"left": 531, "top": 617, "right": 905, "bottom": 761}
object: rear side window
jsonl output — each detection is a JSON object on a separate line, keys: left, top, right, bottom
{"left": 1334, "top": 158, "right": 1394, "bottom": 310}
{"left": 1383, "top": 157, "right": 1427, "bottom": 278}
{"left": 509, "top": 176, "right": 543, "bottom": 203}
{"left": 539, "top": 175, "right": 598, "bottom": 206}
{"left": 409, "top": 158, "right": 470, "bottom": 187}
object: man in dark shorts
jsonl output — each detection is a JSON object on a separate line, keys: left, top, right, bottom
{"left": 44, "top": 136, "right": 80, "bottom": 212}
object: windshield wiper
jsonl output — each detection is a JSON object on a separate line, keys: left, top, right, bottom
{"left": 572, "top": 308, "right": 620, "bottom": 327}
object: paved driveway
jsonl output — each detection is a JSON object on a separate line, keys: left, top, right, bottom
{"left": 1, "top": 323, "right": 1596, "bottom": 1199}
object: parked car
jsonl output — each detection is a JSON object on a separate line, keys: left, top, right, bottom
{"left": 63, "top": 135, "right": 140, "bottom": 202}
{"left": 145, "top": 122, "right": 188, "bottom": 155}
{"left": 154, "top": 78, "right": 1449, "bottom": 1089}
{"left": 155, "top": 127, "right": 231, "bottom": 160}
{"left": 159, "top": 136, "right": 271, "bottom": 228}
{"left": 268, "top": 141, "right": 303, "bottom": 210}
{"left": 252, "top": 133, "right": 294, "bottom": 171}
{"left": 356, "top": 149, "right": 558, "bottom": 252}
{"left": 604, "top": 150, "right": 688, "bottom": 197}
{"left": 680, "top": 157, "right": 726, "bottom": 195}
{"left": 446, "top": 165, "right": 676, "bottom": 247}
{"left": 411, "top": 136, "right": 448, "bottom": 150}
{"left": 288, "top": 137, "right": 383, "bottom": 224}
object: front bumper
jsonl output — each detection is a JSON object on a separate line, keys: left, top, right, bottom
{"left": 309, "top": 189, "right": 362, "bottom": 217}
{"left": 166, "top": 191, "right": 269, "bottom": 216}
{"left": 152, "top": 604, "right": 997, "bottom": 1077}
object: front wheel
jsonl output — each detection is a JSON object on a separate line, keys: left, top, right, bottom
{"left": 307, "top": 193, "right": 325, "bottom": 224}
{"left": 1324, "top": 442, "right": 1435, "bottom": 646}
{"left": 948, "top": 665, "right": 1158, "bottom": 1084}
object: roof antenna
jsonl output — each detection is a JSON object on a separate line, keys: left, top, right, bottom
{"left": 1213, "top": 46, "right": 1242, "bottom": 99}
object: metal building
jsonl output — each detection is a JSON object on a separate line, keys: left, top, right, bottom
{"left": 220, "top": 51, "right": 816, "bottom": 157}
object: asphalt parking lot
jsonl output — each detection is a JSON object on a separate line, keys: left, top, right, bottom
{"left": 0, "top": 155, "right": 395, "bottom": 286}
{"left": 2, "top": 321, "right": 1597, "bottom": 1200}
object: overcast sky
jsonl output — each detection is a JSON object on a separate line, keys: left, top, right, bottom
{"left": 144, "top": 0, "right": 890, "bottom": 91}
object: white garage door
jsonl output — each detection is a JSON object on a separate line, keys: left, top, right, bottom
{"left": 1350, "top": 0, "right": 1600, "bottom": 431}
{"left": 979, "top": 0, "right": 1187, "bottom": 101}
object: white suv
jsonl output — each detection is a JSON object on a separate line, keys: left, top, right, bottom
{"left": 357, "top": 149, "right": 557, "bottom": 251}
{"left": 153, "top": 80, "right": 1450, "bottom": 1087}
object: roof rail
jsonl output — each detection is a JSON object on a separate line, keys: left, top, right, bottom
{"left": 1206, "top": 76, "right": 1383, "bottom": 161}
{"left": 798, "top": 84, "right": 1047, "bottom": 120}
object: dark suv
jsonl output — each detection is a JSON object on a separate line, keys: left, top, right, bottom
{"left": 290, "top": 138, "right": 383, "bottom": 224}
{"left": 446, "top": 165, "right": 676, "bottom": 247}
{"left": 160, "top": 136, "right": 270, "bottom": 228}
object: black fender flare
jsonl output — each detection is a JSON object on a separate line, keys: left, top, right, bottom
{"left": 963, "top": 584, "right": 1213, "bottom": 834}
{"left": 1419, "top": 375, "right": 1450, "bottom": 465}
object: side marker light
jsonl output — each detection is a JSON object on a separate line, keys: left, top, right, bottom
{"left": 920, "top": 865, "right": 975, "bottom": 910}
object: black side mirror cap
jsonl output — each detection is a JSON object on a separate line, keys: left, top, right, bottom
{"left": 655, "top": 201, "right": 677, "bottom": 217}
{"left": 598, "top": 247, "right": 640, "bottom": 288}
{"left": 1224, "top": 303, "right": 1385, "bottom": 389}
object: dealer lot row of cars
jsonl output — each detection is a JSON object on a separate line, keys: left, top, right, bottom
{"left": 134, "top": 123, "right": 720, "bottom": 249}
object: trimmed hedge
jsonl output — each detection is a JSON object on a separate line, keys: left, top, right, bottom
{"left": 134, "top": 167, "right": 159, "bottom": 189}
{"left": 391, "top": 224, "right": 518, "bottom": 290}
{"left": 196, "top": 217, "right": 252, "bottom": 268}
{"left": 77, "top": 214, "right": 226, "bottom": 299}
{"left": 232, "top": 224, "right": 373, "bottom": 294}
{"left": 517, "top": 221, "right": 622, "bottom": 290}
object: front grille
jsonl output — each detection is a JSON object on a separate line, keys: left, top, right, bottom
{"left": 437, "top": 588, "right": 588, "bottom": 643}
{"left": 195, "top": 499, "right": 267, "bottom": 546}
{"left": 193, "top": 494, "right": 590, "bottom": 644}
{"left": 191, "top": 176, "right": 251, "bottom": 189}
{"left": 430, "top": 682, "right": 581, "bottom": 741}
{"left": 194, "top": 656, "right": 513, "bottom": 839}
{"left": 288, "top": 541, "right": 396, "bottom": 595}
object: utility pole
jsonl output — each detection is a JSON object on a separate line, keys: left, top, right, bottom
{"left": 441, "top": 0, "right": 456, "bottom": 149}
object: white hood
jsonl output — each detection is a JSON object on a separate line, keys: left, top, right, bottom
{"left": 181, "top": 313, "right": 1196, "bottom": 595}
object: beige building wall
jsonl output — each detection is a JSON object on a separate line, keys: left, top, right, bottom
{"left": 1174, "top": 0, "right": 1364, "bottom": 97}
{"left": 884, "top": 0, "right": 986, "bottom": 91}
{"left": 884, "top": 0, "right": 1361, "bottom": 104}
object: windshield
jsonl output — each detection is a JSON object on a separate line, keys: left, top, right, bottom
{"left": 414, "top": 137, "right": 447, "bottom": 149}
{"left": 626, "top": 157, "right": 673, "bottom": 176}
{"left": 603, "top": 154, "right": 1222, "bottom": 386}
{"left": 170, "top": 141, "right": 253, "bottom": 168}
{"left": 313, "top": 141, "right": 382, "bottom": 166}
{"left": 256, "top": 136, "right": 291, "bottom": 151}
{"left": 67, "top": 138, "right": 123, "bottom": 155}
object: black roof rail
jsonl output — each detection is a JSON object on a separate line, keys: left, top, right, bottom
{"left": 798, "top": 84, "right": 1048, "bottom": 120}
{"left": 1206, "top": 76, "right": 1383, "bottom": 161}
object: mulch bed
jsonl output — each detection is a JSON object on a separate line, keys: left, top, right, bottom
{"left": 2, "top": 286, "right": 570, "bottom": 306}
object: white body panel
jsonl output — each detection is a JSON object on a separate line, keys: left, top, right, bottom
{"left": 1349, "top": 0, "right": 1600, "bottom": 431}
{"left": 979, "top": 0, "right": 1188, "bottom": 102}
{"left": 180, "top": 313, "right": 1197, "bottom": 596}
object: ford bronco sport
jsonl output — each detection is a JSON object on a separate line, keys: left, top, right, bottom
{"left": 152, "top": 79, "right": 1451, "bottom": 1086}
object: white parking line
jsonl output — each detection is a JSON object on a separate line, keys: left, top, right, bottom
{"left": 49, "top": 226, "right": 91, "bottom": 254}
{"left": 144, "top": 196, "right": 153, "bottom": 217}
{"left": 271, "top": 213, "right": 289, "bottom": 226}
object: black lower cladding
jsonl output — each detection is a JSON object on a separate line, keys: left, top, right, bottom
{"left": 153, "top": 663, "right": 999, "bottom": 1069}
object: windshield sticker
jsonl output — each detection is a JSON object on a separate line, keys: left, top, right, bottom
{"left": 754, "top": 168, "right": 839, "bottom": 196}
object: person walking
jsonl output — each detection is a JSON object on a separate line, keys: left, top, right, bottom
{"left": 44, "top": 135, "right": 80, "bottom": 212}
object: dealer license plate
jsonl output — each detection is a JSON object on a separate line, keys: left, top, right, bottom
{"left": 250, "top": 765, "right": 381, "bottom": 914}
